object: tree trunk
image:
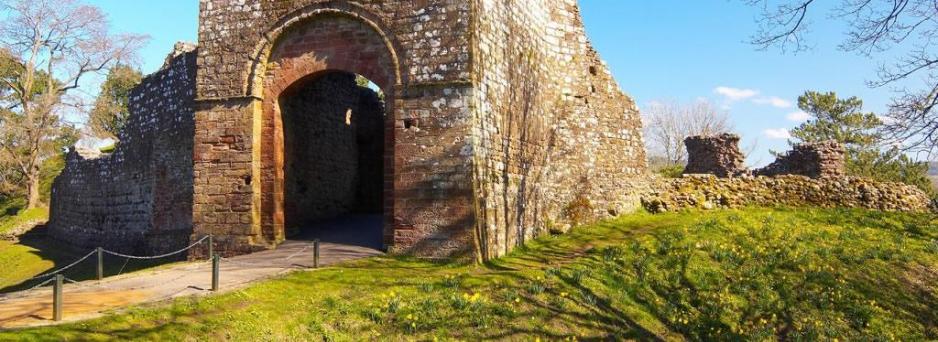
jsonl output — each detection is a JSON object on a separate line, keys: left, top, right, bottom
{"left": 26, "top": 173, "right": 41, "bottom": 209}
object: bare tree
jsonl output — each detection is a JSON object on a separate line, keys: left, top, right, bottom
{"left": 643, "top": 100, "right": 734, "bottom": 166}
{"left": 744, "top": 0, "right": 938, "bottom": 157}
{"left": 0, "top": 0, "right": 147, "bottom": 208}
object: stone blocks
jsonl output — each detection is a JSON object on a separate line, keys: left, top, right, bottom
{"left": 49, "top": 0, "right": 650, "bottom": 261}
{"left": 47, "top": 48, "right": 198, "bottom": 255}
{"left": 643, "top": 175, "right": 930, "bottom": 213}
{"left": 756, "top": 140, "right": 846, "bottom": 178}
{"left": 684, "top": 134, "right": 747, "bottom": 177}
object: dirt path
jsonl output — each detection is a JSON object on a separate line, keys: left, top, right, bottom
{"left": 0, "top": 240, "right": 382, "bottom": 329}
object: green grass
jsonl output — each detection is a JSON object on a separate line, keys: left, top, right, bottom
{"left": 99, "top": 144, "right": 117, "bottom": 154}
{"left": 0, "top": 207, "right": 59, "bottom": 291}
{"left": 0, "top": 241, "right": 61, "bottom": 290}
{"left": 0, "top": 207, "right": 177, "bottom": 293}
{"left": 2, "top": 208, "right": 937, "bottom": 341}
{"left": 0, "top": 239, "right": 182, "bottom": 294}
{"left": 0, "top": 207, "right": 48, "bottom": 235}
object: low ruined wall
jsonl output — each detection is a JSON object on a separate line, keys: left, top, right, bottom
{"left": 642, "top": 175, "right": 930, "bottom": 213}
{"left": 756, "top": 140, "right": 846, "bottom": 178}
{"left": 48, "top": 46, "right": 197, "bottom": 254}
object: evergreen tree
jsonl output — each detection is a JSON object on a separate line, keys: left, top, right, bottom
{"left": 791, "top": 91, "right": 933, "bottom": 195}
{"left": 88, "top": 65, "right": 143, "bottom": 141}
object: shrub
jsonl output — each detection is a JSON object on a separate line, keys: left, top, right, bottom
{"left": 656, "top": 164, "right": 685, "bottom": 178}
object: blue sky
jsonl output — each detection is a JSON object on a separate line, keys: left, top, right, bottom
{"left": 88, "top": 0, "right": 904, "bottom": 165}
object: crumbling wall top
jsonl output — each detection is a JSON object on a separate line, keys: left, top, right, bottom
{"left": 756, "top": 140, "right": 846, "bottom": 179}
{"left": 683, "top": 133, "right": 747, "bottom": 178}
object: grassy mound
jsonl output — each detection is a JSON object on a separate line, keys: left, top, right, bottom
{"left": 2, "top": 208, "right": 937, "bottom": 340}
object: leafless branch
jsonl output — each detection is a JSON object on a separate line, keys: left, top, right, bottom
{"left": 643, "top": 99, "right": 735, "bottom": 166}
{"left": 744, "top": 0, "right": 938, "bottom": 155}
{"left": 0, "top": 0, "right": 147, "bottom": 207}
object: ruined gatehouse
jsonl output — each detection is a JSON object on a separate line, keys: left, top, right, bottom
{"left": 48, "top": 0, "right": 649, "bottom": 260}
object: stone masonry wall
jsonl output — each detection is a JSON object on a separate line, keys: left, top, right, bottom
{"left": 756, "top": 140, "right": 846, "bottom": 178}
{"left": 48, "top": 1, "right": 651, "bottom": 261}
{"left": 48, "top": 46, "right": 197, "bottom": 254}
{"left": 471, "top": 0, "right": 648, "bottom": 259}
{"left": 661, "top": 136, "right": 926, "bottom": 213}
{"left": 642, "top": 175, "right": 930, "bottom": 213}
{"left": 684, "top": 134, "right": 747, "bottom": 177}
{"left": 192, "top": 0, "right": 478, "bottom": 258}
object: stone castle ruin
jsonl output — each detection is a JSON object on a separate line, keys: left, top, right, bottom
{"left": 48, "top": 0, "right": 649, "bottom": 260}
{"left": 642, "top": 134, "right": 931, "bottom": 213}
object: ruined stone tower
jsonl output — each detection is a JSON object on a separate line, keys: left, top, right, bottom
{"left": 49, "top": 0, "right": 648, "bottom": 260}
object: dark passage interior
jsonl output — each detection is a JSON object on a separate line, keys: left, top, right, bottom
{"left": 280, "top": 71, "right": 385, "bottom": 249}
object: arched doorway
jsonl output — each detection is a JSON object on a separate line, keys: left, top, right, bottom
{"left": 279, "top": 71, "right": 386, "bottom": 248}
{"left": 255, "top": 13, "right": 400, "bottom": 250}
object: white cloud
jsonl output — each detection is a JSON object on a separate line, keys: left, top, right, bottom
{"left": 714, "top": 86, "right": 759, "bottom": 101}
{"left": 764, "top": 128, "right": 792, "bottom": 140}
{"left": 753, "top": 96, "right": 793, "bottom": 108}
{"left": 786, "top": 111, "right": 811, "bottom": 122}
{"left": 877, "top": 115, "right": 897, "bottom": 125}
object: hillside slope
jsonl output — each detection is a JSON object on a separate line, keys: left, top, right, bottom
{"left": 3, "top": 208, "right": 937, "bottom": 341}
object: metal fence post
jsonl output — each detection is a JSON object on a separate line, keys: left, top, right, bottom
{"left": 208, "top": 235, "right": 214, "bottom": 261}
{"left": 53, "top": 274, "right": 63, "bottom": 321}
{"left": 211, "top": 254, "right": 219, "bottom": 292}
{"left": 313, "top": 239, "right": 320, "bottom": 269}
{"left": 96, "top": 247, "right": 104, "bottom": 281}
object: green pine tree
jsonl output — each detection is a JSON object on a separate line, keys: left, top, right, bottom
{"left": 790, "top": 91, "right": 934, "bottom": 196}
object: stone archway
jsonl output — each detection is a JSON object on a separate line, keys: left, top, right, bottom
{"left": 254, "top": 12, "right": 400, "bottom": 249}
{"left": 278, "top": 71, "right": 386, "bottom": 247}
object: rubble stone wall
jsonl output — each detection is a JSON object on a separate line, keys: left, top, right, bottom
{"left": 642, "top": 175, "right": 930, "bottom": 213}
{"left": 48, "top": 49, "right": 198, "bottom": 254}
{"left": 756, "top": 141, "right": 846, "bottom": 178}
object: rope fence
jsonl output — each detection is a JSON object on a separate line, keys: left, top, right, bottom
{"left": 1, "top": 236, "right": 214, "bottom": 300}
{"left": 21, "top": 250, "right": 97, "bottom": 283}
{"left": 103, "top": 236, "right": 211, "bottom": 260}
{"left": 0, "top": 237, "right": 323, "bottom": 323}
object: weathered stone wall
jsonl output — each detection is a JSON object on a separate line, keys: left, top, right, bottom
{"left": 756, "top": 140, "right": 846, "bottom": 178}
{"left": 642, "top": 175, "right": 930, "bottom": 213}
{"left": 471, "top": 0, "right": 648, "bottom": 259}
{"left": 684, "top": 134, "right": 747, "bottom": 177}
{"left": 48, "top": 47, "right": 197, "bottom": 254}
{"left": 281, "top": 72, "right": 384, "bottom": 234}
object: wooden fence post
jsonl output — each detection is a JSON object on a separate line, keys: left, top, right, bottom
{"left": 53, "top": 274, "right": 63, "bottom": 321}
{"left": 96, "top": 247, "right": 104, "bottom": 281}
{"left": 211, "top": 254, "right": 219, "bottom": 292}
{"left": 313, "top": 239, "right": 320, "bottom": 269}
